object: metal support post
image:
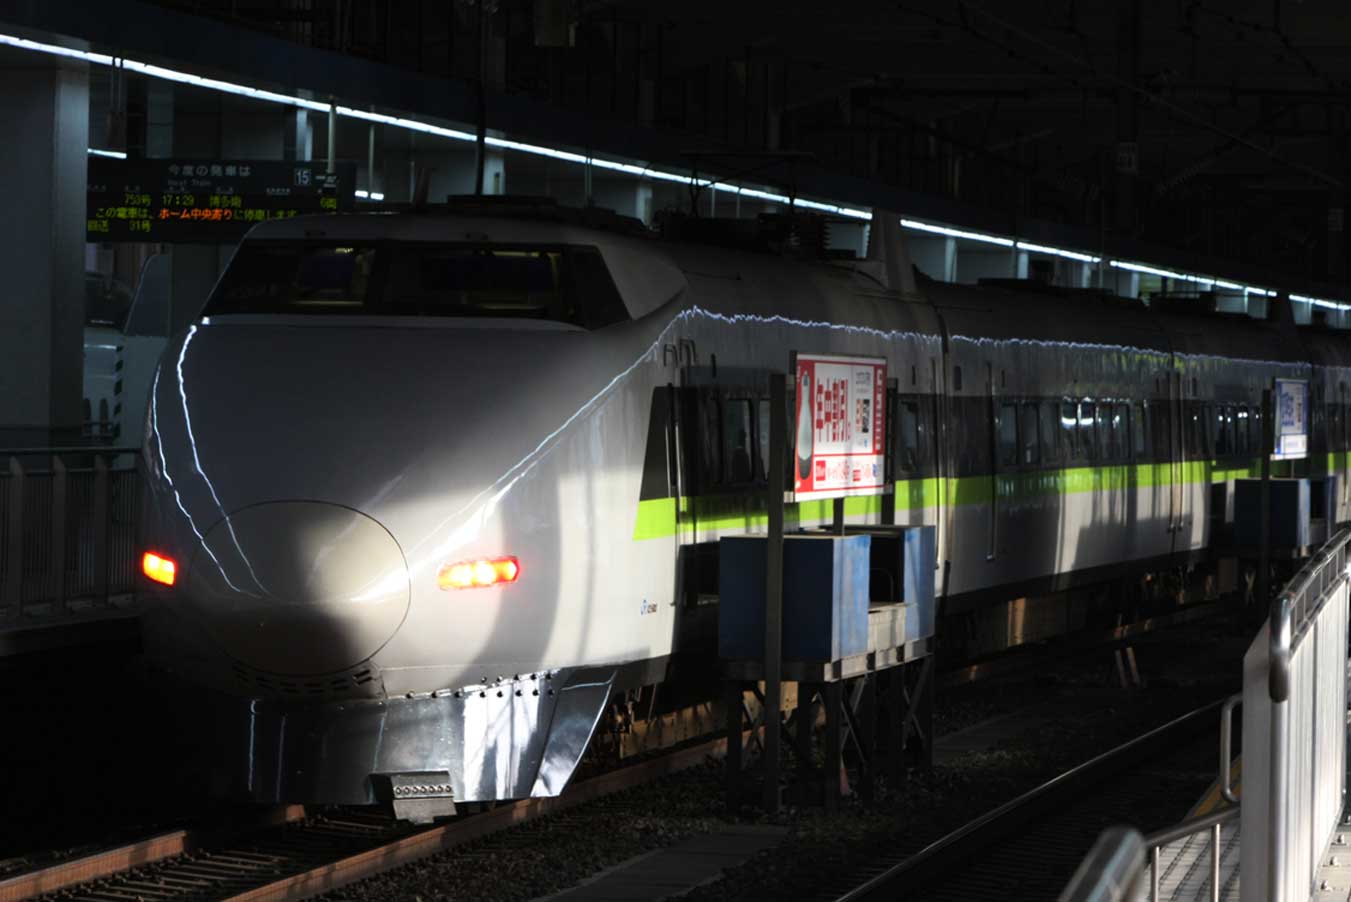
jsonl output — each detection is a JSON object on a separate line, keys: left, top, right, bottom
{"left": 366, "top": 122, "right": 376, "bottom": 196}
{"left": 326, "top": 102, "right": 337, "bottom": 175}
{"left": 762, "top": 373, "right": 787, "bottom": 813}
{"left": 1259, "top": 387, "right": 1272, "bottom": 606}
{"left": 832, "top": 497, "right": 845, "bottom": 535}
{"left": 50, "top": 455, "right": 67, "bottom": 612}
{"left": 93, "top": 455, "right": 109, "bottom": 605}
{"left": 1210, "top": 822, "right": 1221, "bottom": 902}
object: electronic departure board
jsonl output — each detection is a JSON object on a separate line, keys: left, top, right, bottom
{"left": 87, "top": 158, "right": 356, "bottom": 242}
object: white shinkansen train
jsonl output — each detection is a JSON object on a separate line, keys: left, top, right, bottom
{"left": 139, "top": 200, "right": 1351, "bottom": 818}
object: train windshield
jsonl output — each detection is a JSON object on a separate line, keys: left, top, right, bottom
{"left": 203, "top": 241, "right": 630, "bottom": 329}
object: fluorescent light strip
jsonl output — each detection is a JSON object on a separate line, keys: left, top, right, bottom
{"left": 354, "top": 189, "right": 385, "bottom": 201}
{"left": 121, "top": 60, "right": 330, "bottom": 111}
{"left": 335, "top": 106, "right": 476, "bottom": 141}
{"left": 901, "top": 219, "right": 1014, "bottom": 247}
{"left": 0, "top": 33, "right": 113, "bottom": 65}
{"left": 1015, "top": 240, "right": 1100, "bottom": 263}
{"left": 87, "top": 148, "right": 127, "bottom": 159}
{"left": 1292, "top": 294, "right": 1351, "bottom": 311}
{"left": 1111, "top": 260, "right": 1279, "bottom": 297}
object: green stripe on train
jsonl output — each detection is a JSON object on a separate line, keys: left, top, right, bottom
{"left": 630, "top": 455, "right": 1342, "bottom": 540}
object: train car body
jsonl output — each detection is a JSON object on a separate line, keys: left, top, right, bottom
{"left": 138, "top": 204, "right": 1351, "bottom": 815}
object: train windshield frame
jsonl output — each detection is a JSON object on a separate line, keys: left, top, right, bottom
{"left": 202, "top": 240, "right": 631, "bottom": 330}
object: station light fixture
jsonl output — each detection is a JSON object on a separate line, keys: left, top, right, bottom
{"left": 1014, "top": 241, "right": 1100, "bottom": 264}
{"left": 87, "top": 148, "right": 127, "bottom": 159}
{"left": 1292, "top": 294, "right": 1351, "bottom": 311}
{"left": 354, "top": 189, "right": 385, "bottom": 201}
{"left": 899, "top": 218, "right": 1014, "bottom": 247}
{"left": 141, "top": 551, "right": 178, "bottom": 586}
{"left": 437, "top": 556, "right": 521, "bottom": 590}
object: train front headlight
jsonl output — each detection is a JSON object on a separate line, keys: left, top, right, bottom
{"left": 141, "top": 550, "right": 178, "bottom": 586}
{"left": 437, "top": 556, "right": 521, "bottom": 590}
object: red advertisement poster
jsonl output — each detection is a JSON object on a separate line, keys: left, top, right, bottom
{"left": 791, "top": 353, "right": 887, "bottom": 500}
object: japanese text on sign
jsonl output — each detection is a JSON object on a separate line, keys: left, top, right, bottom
{"left": 1273, "top": 378, "right": 1309, "bottom": 461}
{"left": 791, "top": 353, "right": 887, "bottom": 500}
{"left": 87, "top": 158, "right": 354, "bottom": 243}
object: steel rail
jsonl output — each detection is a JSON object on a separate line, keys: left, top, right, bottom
{"left": 1, "top": 734, "right": 732, "bottom": 902}
{"left": 0, "top": 806, "right": 305, "bottom": 902}
{"left": 219, "top": 734, "right": 735, "bottom": 902}
{"left": 829, "top": 699, "right": 1224, "bottom": 902}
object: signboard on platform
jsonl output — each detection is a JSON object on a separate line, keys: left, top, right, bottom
{"left": 790, "top": 352, "right": 887, "bottom": 500}
{"left": 1273, "top": 378, "right": 1309, "bottom": 461}
{"left": 86, "top": 157, "right": 355, "bottom": 243}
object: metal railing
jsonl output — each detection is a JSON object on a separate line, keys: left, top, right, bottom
{"left": 0, "top": 447, "right": 141, "bottom": 621}
{"left": 1061, "top": 527, "right": 1351, "bottom": 902}
{"left": 1245, "top": 527, "right": 1351, "bottom": 902}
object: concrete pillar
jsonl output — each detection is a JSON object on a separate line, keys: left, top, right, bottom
{"left": 0, "top": 57, "right": 88, "bottom": 441}
{"left": 293, "top": 109, "right": 314, "bottom": 162}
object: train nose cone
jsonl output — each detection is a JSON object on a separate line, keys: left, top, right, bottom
{"left": 187, "top": 502, "right": 410, "bottom": 676}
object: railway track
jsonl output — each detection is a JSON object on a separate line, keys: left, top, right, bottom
{"left": 1, "top": 735, "right": 732, "bottom": 902}
{"left": 820, "top": 700, "right": 1224, "bottom": 902}
{"left": 2, "top": 607, "right": 1234, "bottom": 902}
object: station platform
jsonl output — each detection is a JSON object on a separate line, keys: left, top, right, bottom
{"left": 1141, "top": 749, "right": 1351, "bottom": 901}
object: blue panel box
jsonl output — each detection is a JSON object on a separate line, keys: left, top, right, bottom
{"left": 902, "top": 525, "right": 937, "bottom": 642}
{"left": 718, "top": 533, "right": 871, "bottom": 662}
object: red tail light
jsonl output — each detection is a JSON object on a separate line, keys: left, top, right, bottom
{"left": 438, "top": 556, "right": 520, "bottom": 590}
{"left": 142, "top": 551, "right": 177, "bottom": 586}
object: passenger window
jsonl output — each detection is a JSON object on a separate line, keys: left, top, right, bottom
{"left": 1215, "top": 405, "right": 1237, "bottom": 453}
{"left": 1185, "top": 405, "right": 1203, "bottom": 457}
{"left": 1039, "top": 402, "right": 1059, "bottom": 464}
{"left": 898, "top": 401, "right": 920, "bottom": 474}
{"left": 1132, "top": 403, "right": 1148, "bottom": 459}
{"left": 724, "top": 400, "right": 754, "bottom": 483}
{"left": 1094, "top": 404, "right": 1112, "bottom": 461}
{"left": 1060, "top": 401, "right": 1080, "bottom": 461}
{"left": 1020, "top": 403, "right": 1040, "bottom": 466}
{"left": 997, "top": 402, "right": 1019, "bottom": 468}
{"left": 1113, "top": 404, "right": 1129, "bottom": 461}
{"left": 1080, "top": 402, "right": 1098, "bottom": 461}
{"left": 1251, "top": 406, "right": 1263, "bottom": 453}
{"left": 701, "top": 397, "right": 722, "bottom": 483}
{"left": 1153, "top": 406, "right": 1172, "bottom": 459}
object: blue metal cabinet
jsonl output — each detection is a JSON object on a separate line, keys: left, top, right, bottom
{"left": 718, "top": 534, "right": 871, "bottom": 662}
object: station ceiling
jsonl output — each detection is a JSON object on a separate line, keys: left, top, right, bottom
{"left": 75, "top": 1, "right": 1351, "bottom": 288}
